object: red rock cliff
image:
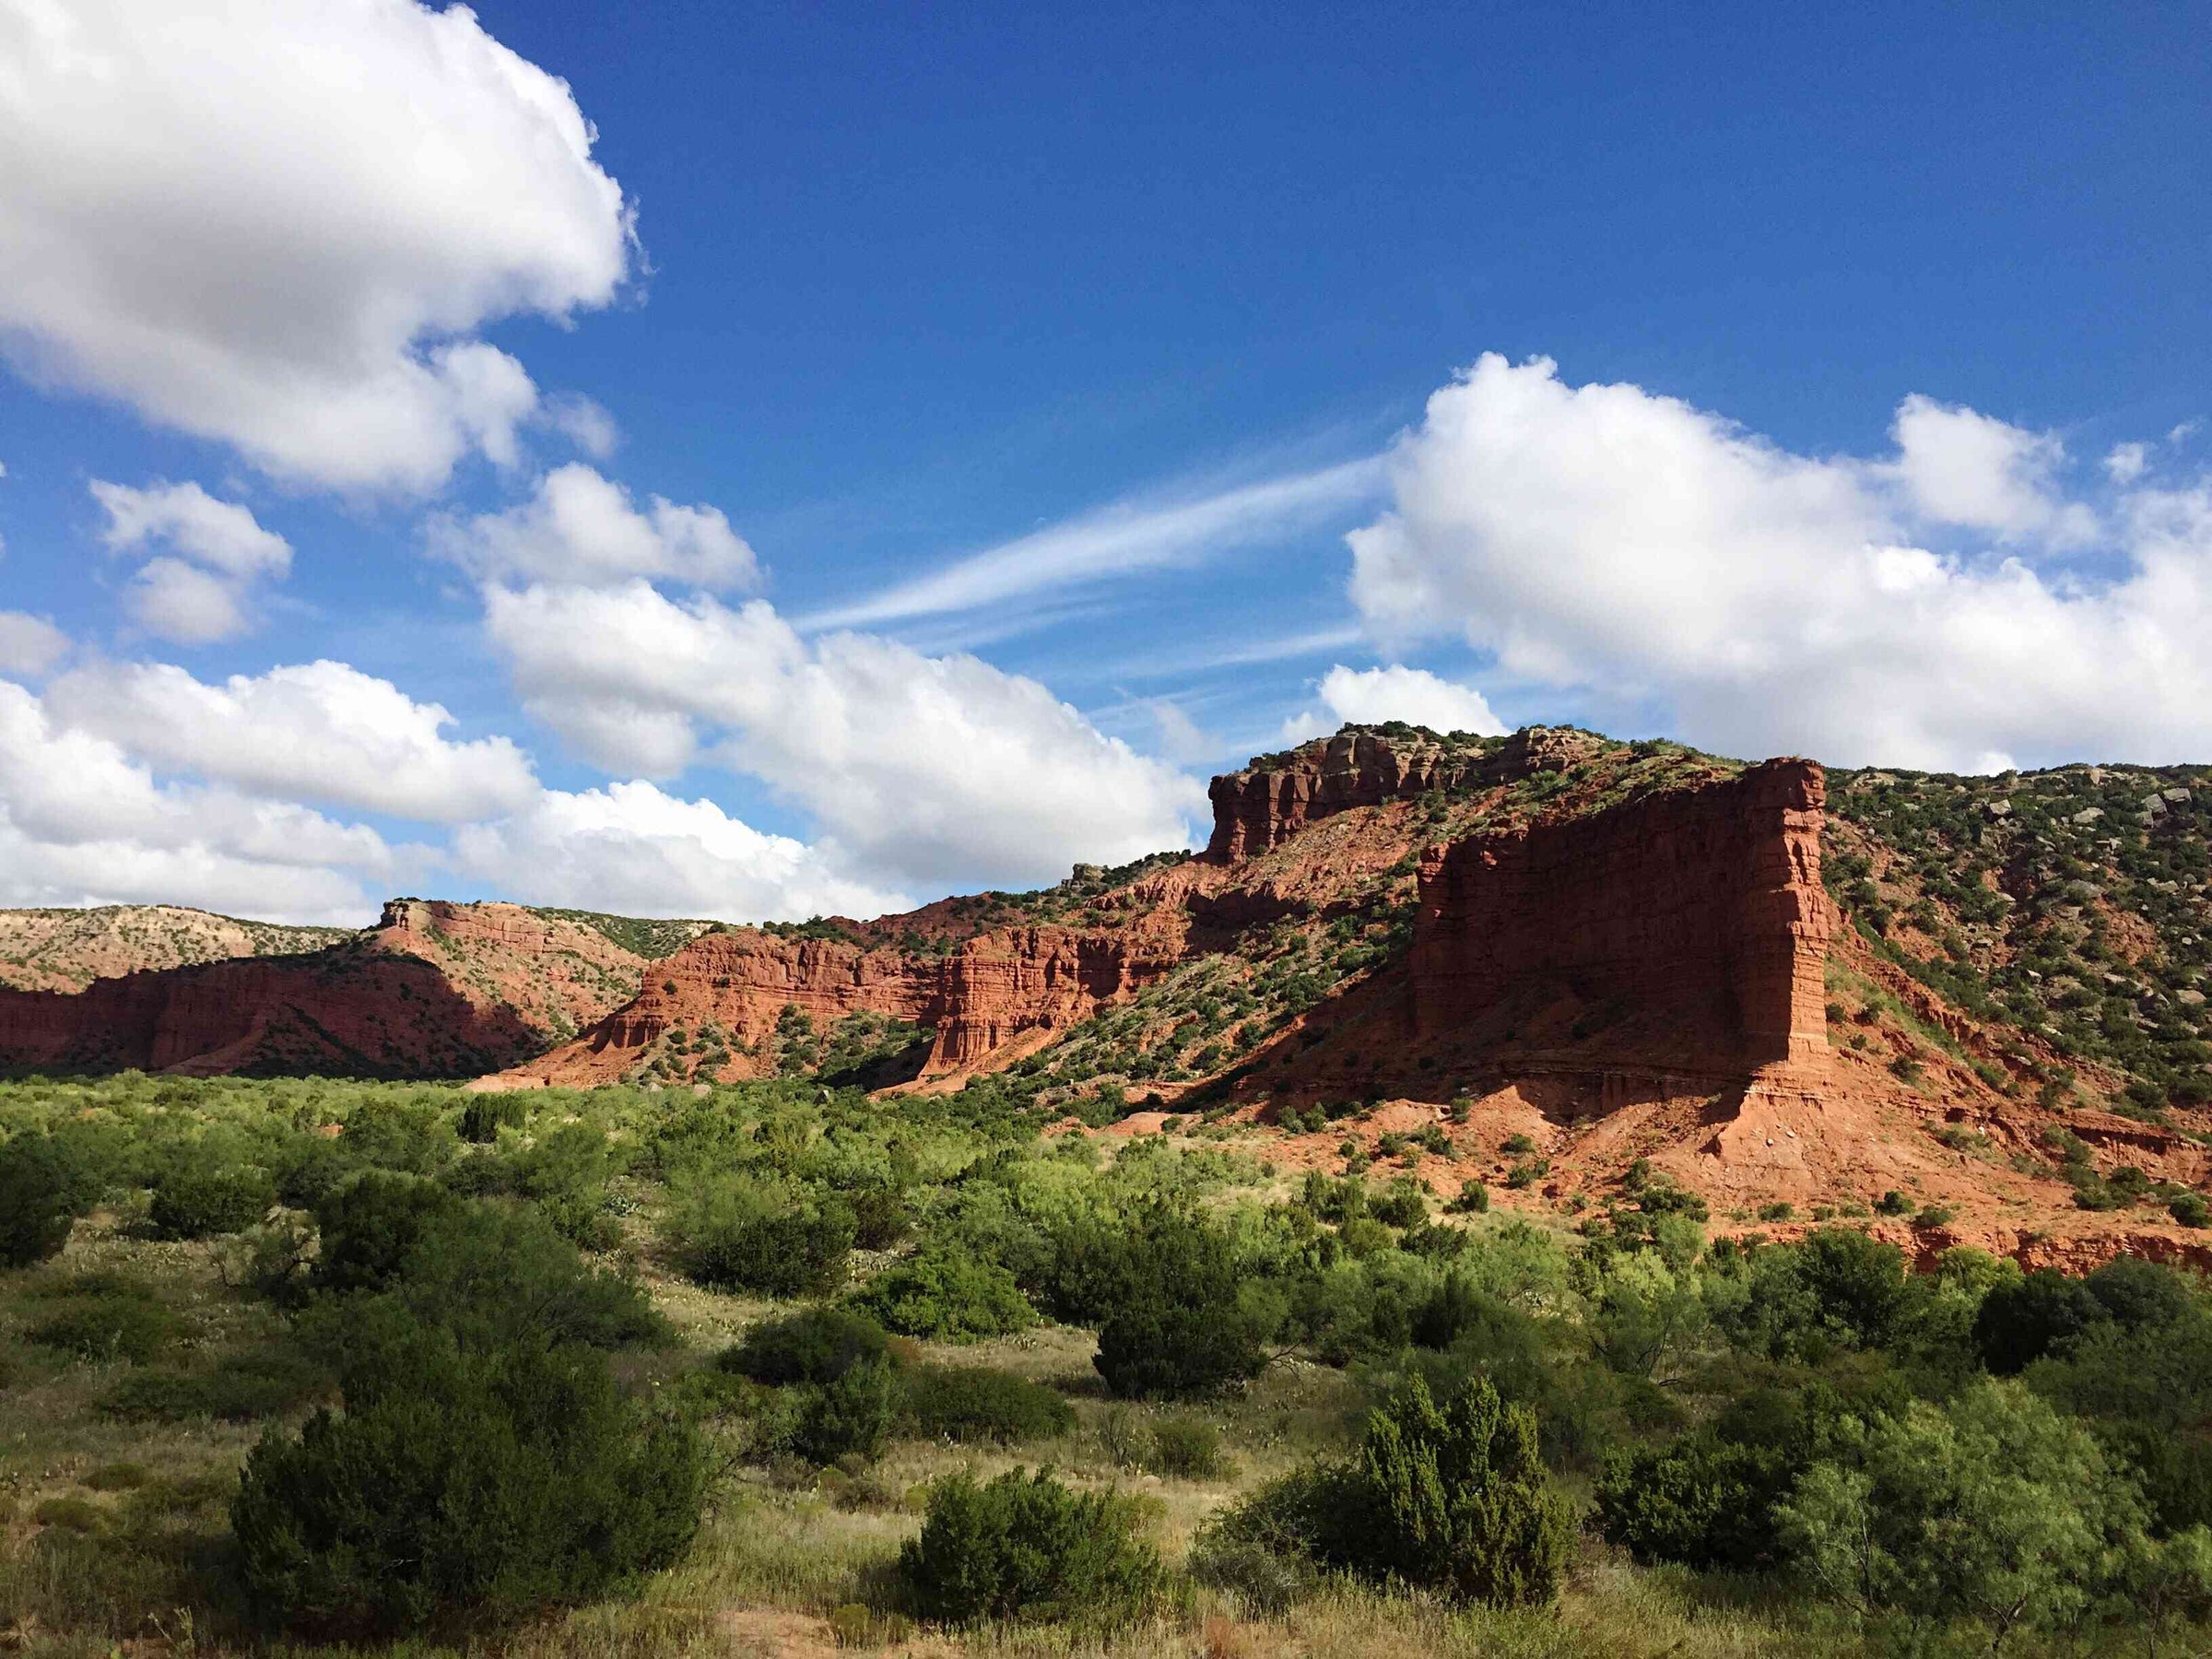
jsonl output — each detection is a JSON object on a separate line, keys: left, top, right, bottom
{"left": 0, "top": 901, "right": 651, "bottom": 1077}
{"left": 1206, "top": 725, "right": 1603, "bottom": 862}
{"left": 1410, "top": 759, "right": 1834, "bottom": 1070}
{"left": 501, "top": 920, "right": 1184, "bottom": 1087}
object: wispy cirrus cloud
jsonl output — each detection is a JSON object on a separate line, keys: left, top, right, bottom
{"left": 805, "top": 455, "right": 1387, "bottom": 631}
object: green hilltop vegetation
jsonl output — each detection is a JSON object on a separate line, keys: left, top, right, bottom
{"left": 2, "top": 1069, "right": 2210, "bottom": 1655}
{"left": 1825, "top": 760, "right": 2212, "bottom": 1116}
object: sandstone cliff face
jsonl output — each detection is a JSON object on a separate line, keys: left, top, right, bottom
{"left": 1206, "top": 725, "right": 1601, "bottom": 862}
{"left": 1409, "top": 758, "right": 1835, "bottom": 1071}
{"left": 0, "top": 901, "right": 651, "bottom": 1078}
{"left": 498, "top": 921, "right": 1183, "bottom": 1086}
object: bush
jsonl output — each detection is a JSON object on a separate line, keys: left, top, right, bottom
{"left": 854, "top": 1250, "right": 1034, "bottom": 1341}
{"left": 502, "top": 1123, "right": 620, "bottom": 1246}
{"left": 98, "top": 1349, "right": 328, "bottom": 1422}
{"left": 26, "top": 1279, "right": 179, "bottom": 1364}
{"left": 311, "top": 1171, "right": 464, "bottom": 1297}
{"left": 792, "top": 1358, "right": 896, "bottom": 1465}
{"left": 898, "top": 1365, "right": 1075, "bottom": 1444}
{"left": 846, "top": 1182, "right": 912, "bottom": 1250}
{"left": 1209, "top": 1374, "right": 1573, "bottom": 1607}
{"left": 1146, "top": 1415, "right": 1227, "bottom": 1479}
{"left": 897, "top": 1467, "right": 1160, "bottom": 1625}
{"left": 148, "top": 1156, "right": 274, "bottom": 1240}
{"left": 2171, "top": 1192, "right": 2211, "bottom": 1229}
{"left": 1974, "top": 1267, "right": 2105, "bottom": 1374}
{"left": 458, "top": 1094, "right": 525, "bottom": 1145}
{"left": 1596, "top": 1433, "right": 1799, "bottom": 1570}
{"left": 232, "top": 1322, "right": 706, "bottom": 1636}
{"left": 723, "top": 1306, "right": 888, "bottom": 1386}
{"left": 0, "top": 1134, "right": 88, "bottom": 1266}
{"left": 373, "top": 1202, "right": 666, "bottom": 1352}
{"left": 1779, "top": 1379, "right": 2157, "bottom": 1650}
{"left": 665, "top": 1173, "right": 854, "bottom": 1297}
{"left": 1088, "top": 1210, "right": 1270, "bottom": 1399}
{"left": 33, "top": 1496, "right": 102, "bottom": 1533}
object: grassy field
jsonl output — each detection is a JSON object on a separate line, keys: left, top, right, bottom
{"left": 2, "top": 1074, "right": 2206, "bottom": 1657}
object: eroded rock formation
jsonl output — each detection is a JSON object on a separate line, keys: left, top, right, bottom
{"left": 0, "top": 901, "right": 652, "bottom": 1077}
{"left": 498, "top": 921, "right": 1182, "bottom": 1085}
{"left": 1206, "top": 725, "right": 1602, "bottom": 861}
{"left": 1410, "top": 759, "right": 1834, "bottom": 1070}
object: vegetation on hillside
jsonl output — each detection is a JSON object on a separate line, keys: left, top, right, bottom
{"left": 5, "top": 1070, "right": 2211, "bottom": 1655}
{"left": 1826, "top": 763, "right": 2212, "bottom": 1117}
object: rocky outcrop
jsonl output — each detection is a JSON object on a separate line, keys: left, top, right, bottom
{"left": 1206, "top": 725, "right": 1602, "bottom": 862}
{"left": 1410, "top": 759, "right": 1834, "bottom": 1070}
{"left": 494, "top": 922, "right": 1182, "bottom": 1086}
{"left": 0, "top": 954, "right": 542, "bottom": 1077}
{"left": 926, "top": 926, "right": 1174, "bottom": 1068}
{"left": 0, "top": 901, "right": 653, "bottom": 1077}
{"left": 0, "top": 904, "right": 349, "bottom": 994}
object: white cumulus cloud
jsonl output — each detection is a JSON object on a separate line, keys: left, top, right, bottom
{"left": 1280, "top": 663, "right": 1504, "bottom": 743}
{"left": 0, "top": 0, "right": 632, "bottom": 491}
{"left": 452, "top": 780, "right": 910, "bottom": 923}
{"left": 91, "top": 478, "right": 293, "bottom": 642}
{"left": 483, "top": 581, "right": 1206, "bottom": 889}
{"left": 1889, "top": 394, "right": 2096, "bottom": 546}
{"left": 0, "top": 677, "right": 388, "bottom": 923}
{"left": 0, "top": 611, "right": 67, "bottom": 677}
{"left": 43, "top": 658, "right": 539, "bottom": 824}
{"left": 1347, "top": 353, "right": 2212, "bottom": 771}
{"left": 429, "top": 465, "right": 759, "bottom": 589}
{"left": 90, "top": 479, "right": 290, "bottom": 578}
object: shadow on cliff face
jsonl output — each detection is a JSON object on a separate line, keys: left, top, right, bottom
{"left": 1212, "top": 955, "right": 1782, "bottom": 1129}
{"left": 0, "top": 946, "right": 552, "bottom": 1081}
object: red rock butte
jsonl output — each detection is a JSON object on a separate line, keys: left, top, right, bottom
{"left": 1409, "top": 757, "right": 1835, "bottom": 1074}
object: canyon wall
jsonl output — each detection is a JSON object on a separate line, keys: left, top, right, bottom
{"left": 0, "top": 901, "right": 649, "bottom": 1077}
{"left": 1206, "top": 726, "right": 1601, "bottom": 861}
{"left": 500, "top": 922, "right": 1182, "bottom": 1085}
{"left": 1410, "top": 759, "right": 1834, "bottom": 1070}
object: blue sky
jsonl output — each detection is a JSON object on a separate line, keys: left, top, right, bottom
{"left": 1, "top": 1, "right": 2207, "bottom": 924}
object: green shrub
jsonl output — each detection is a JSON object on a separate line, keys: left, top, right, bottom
{"left": 1146, "top": 1415, "right": 1227, "bottom": 1479}
{"left": 792, "top": 1358, "right": 897, "bottom": 1465}
{"left": 372, "top": 1201, "right": 666, "bottom": 1352}
{"left": 458, "top": 1094, "right": 525, "bottom": 1145}
{"left": 854, "top": 1250, "right": 1035, "bottom": 1341}
{"left": 897, "top": 1467, "right": 1160, "bottom": 1625}
{"left": 33, "top": 1496, "right": 101, "bottom": 1533}
{"left": 722, "top": 1306, "right": 888, "bottom": 1386}
{"left": 232, "top": 1322, "right": 706, "bottom": 1636}
{"left": 898, "top": 1365, "right": 1075, "bottom": 1444}
{"left": 846, "top": 1182, "right": 912, "bottom": 1250}
{"left": 0, "top": 1134, "right": 88, "bottom": 1266}
{"left": 311, "top": 1170, "right": 464, "bottom": 1297}
{"left": 1779, "top": 1379, "right": 2159, "bottom": 1650}
{"left": 665, "top": 1173, "right": 853, "bottom": 1297}
{"left": 1207, "top": 1375, "right": 1572, "bottom": 1608}
{"left": 2171, "top": 1192, "right": 2210, "bottom": 1229}
{"left": 98, "top": 1348, "right": 327, "bottom": 1421}
{"left": 1596, "top": 1433, "right": 1799, "bottom": 1570}
{"left": 1974, "top": 1267, "right": 2105, "bottom": 1374}
{"left": 1370, "top": 1179, "right": 1428, "bottom": 1229}
{"left": 26, "top": 1280, "right": 179, "bottom": 1364}
{"left": 1716, "top": 1229, "right": 1914, "bottom": 1361}
{"left": 503, "top": 1123, "right": 619, "bottom": 1246}
{"left": 1452, "top": 1180, "right": 1489, "bottom": 1214}
{"left": 1070, "top": 1209, "right": 1271, "bottom": 1399}
{"left": 148, "top": 1156, "right": 274, "bottom": 1239}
